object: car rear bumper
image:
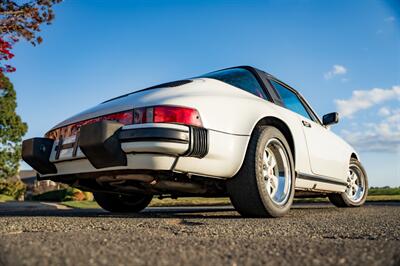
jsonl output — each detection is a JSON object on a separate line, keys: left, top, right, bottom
{"left": 22, "top": 122, "right": 208, "bottom": 178}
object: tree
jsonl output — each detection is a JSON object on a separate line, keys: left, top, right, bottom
{"left": 0, "top": 0, "right": 61, "bottom": 72}
{"left": 0, "top": 0, "right": 62, "bottom": 45}
{"left": 0, "top": 73, "right": 28, "bottom": 179}
{"left": 0, "top": 0, "right": 61, "bottom": 178}
{"left": 0, "top": 37, "right": 15, "bottom": 73}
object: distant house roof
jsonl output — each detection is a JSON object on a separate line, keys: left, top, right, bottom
{"left": 19, "top": 170, "right": 37, "bottom": 179}
{"left": 17, "top": 170, "right": 37, "bottom": 186}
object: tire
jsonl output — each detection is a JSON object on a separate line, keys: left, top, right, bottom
{"left": 328, "top": 158, "right": 368, "bottom": 207}
{"left": 94, "top": 192, "right": 153, "bottom": 213}
{"left": 227, "top": 125, "right": 295, "bottom": 218}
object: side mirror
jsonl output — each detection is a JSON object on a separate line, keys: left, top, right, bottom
{"left": 323, "top": 112, "right": 339, "bottom": 126}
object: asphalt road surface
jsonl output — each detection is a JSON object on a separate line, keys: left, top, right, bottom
{"left": 0, "top": 202, "right": 399, "bottom": 266}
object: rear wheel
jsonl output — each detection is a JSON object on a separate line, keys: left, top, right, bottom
{"left": 94, "top": 192, "right": 153, "bottom": 213}
{"left": 227, "top": 126, "right": 295, "bottom": 218}
{"left": 328, "top": 158, "right": 368, "bottom": 207}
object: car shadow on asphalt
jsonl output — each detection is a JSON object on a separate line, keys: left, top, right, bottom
{"left": 0, "top": 201, "right": 395, "bottom": 219}
{"left": 0, "top": 201, "right": 337, "bottom": 219}
{"left": 0, "top": 201, "right": 242, "bottom": 219}
{"left": 0, "top": 209, "right": 244, "bottom": 219}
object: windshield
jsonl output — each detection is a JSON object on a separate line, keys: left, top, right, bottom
{"left": 200, "top": 68, "right": 267, "bottom": 99}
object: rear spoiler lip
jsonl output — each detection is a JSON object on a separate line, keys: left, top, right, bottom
{"left": 101, "top": 79, "right": 193, "bottom": 104}
{"left": 47, "top": 80, "right": 196, "bottom": 133}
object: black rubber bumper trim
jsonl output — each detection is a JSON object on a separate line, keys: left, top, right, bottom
{"left": 22, "top": 138, "right": 57, "bottom": 175}
{"left": 119, "top": 126, "right": 208, "bottom": 158}
{"left": 297, "top": 173, "right": 348, "bottom": 186}
{"left": 79, "top": 121, "right": 127, "bottom": 169}
{"left": 22, "top": 124, "right": 209, "bottom": 174}
{"left": 184, "top": 127, "right": 209, "bottom": 158}
{"left": 119, "top": 128, "right": 189, "bottom": 144}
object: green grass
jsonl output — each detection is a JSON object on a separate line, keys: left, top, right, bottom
{"left": 60, "top": 186, "right": 400, "bottom": 209}
{"left": 62, "top": 197, "right": 231, "bottom": 209}
{"left": 368, "top": 187, "right": 400, "bottom": 195}
{"left": 295, "top": 197, "right": 329, "bottom": 203}
{"left": 0, "top": 194, "right": 15, "bottom": 202}
{"left": 366, "top": 195, "right": 400, "bottom": 201}
{"left": 150, "top": 197, "right": 231, "bottom": 207}
{"left": 295, "top": 195, "right": 400, "bottom": 203}
{"left": 62, "top": 200, "right": 100, "bottom": 209}
{"left": 61, "top": 193, "right": 400, "bottom": 209}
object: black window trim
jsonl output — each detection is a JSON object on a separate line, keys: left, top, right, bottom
{"left": 269, "top": 78, "right": 322, "bottom": 125}
{"left": 200, "top": 66, "right": 276, "bottom": 103}
{"left": 251, "top": 67, "right": 285, "bottom": 106}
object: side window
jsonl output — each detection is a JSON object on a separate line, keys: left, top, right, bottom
{"left": 270, "top": 80, "right": 312, "bottom": 120}
{"left": 201, "top": 68, "right": 268, "bottom": 100}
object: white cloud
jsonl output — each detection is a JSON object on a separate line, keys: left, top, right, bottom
{"left": 386, "top": 109, "right": 400, "bottom": 123}
{"left": 335, "top": 86, "right": 400, "bottom": 117}
{"left": 385, "top": 16, "right": 395, "bottom": 22}
{"left": 341, "top": 120, "right": 400, "bottom": 153}
{"left": 341, "top": 100, "right": 400, "bottom": 154}
{"left": 378, "top": 107, "right": 391, "bottom": 116}
{"left": 324, "top": 65, "right": 347, "bottom": 80}
{"left": 337, "top": 89, "right": 400, "bottom": 153}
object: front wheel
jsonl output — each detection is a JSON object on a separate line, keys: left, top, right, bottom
{"left": 94, "top": 192, "right": 153, "bottom": 213}
{"left": 328, "top": 158, "right": 368, "bottom": 207}
{"left": 227, "top": 126, "right": 295, "bottom": 218}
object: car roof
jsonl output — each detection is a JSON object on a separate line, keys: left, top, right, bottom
{"left": 225, "top": 66, "right": 322, "bottom": 124}
{"left": 218, "top": 65, "right": 301, "bottom": 94}
{"left": 101, "top": 65, "right": 300, "bottom": 104}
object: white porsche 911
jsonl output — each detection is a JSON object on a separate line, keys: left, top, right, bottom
{"left": 22, "top": 66, "right": 368, "bottom": 217}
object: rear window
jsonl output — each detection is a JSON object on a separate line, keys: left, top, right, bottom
{"left": 200, "top": 68, "right": 267, "bottom": 99}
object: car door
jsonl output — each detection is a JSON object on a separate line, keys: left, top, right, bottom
{"left": 270, "top": 80, "right": 348, "bottom": 180}
{"left": 300, "top": 116, "right": 349, "bottom": 180}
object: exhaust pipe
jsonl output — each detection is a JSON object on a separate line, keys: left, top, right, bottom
{"left": 95, "top": 174, "right": 206, "bottom": 194}
{"left": 96, "top": 174, "right": 154, "bottom": 183}
{"left": 148, "top": 180, "right": 207, "bottom": 194}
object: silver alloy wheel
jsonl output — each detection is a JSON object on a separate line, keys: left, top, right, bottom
{"left": 345, "top": 164, "right": 366, "bottom": 203}
{"left": 262, "top": 138, "right": 291, "bottom": 205}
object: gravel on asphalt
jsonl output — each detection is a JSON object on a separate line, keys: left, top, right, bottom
{"left": 0, "top": 203, "right": 399, "bottom": 266}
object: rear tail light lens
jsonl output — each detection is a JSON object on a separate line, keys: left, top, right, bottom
{"left": 46, "top": 110, "right": 133, "bottom": 140}
{"left": 46, "top": 105, "right": 201, "bottom": 140}
{"left": 133, "top": 106, "right": 202, "bottom": 127}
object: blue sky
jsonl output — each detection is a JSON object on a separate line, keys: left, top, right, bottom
{"left": 9, "top": 0, "right": 400, "bottom": 186}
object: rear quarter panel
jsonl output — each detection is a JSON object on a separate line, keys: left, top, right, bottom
{"left": 149, "top": 78, "right": 314, "bottom": 177}
{"left": 50, "top": 78, "right": 314, "bottom": 178}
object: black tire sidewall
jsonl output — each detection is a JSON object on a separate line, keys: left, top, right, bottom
{"left": 94, "top": 192, "right": 153, "bottom": 213}
{"left": 254, "top": 126, "right": 295, "bottom": 217}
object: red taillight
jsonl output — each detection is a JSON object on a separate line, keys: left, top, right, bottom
{"left": 46, "top": 110, "right": 133, "bottom": 140}
{"left": 101, "top": 111, "right": 133, "bottom": 125}
{"left": 46, "top": 106, "right": 201, "bottom": 140}
{"left": 133, "top": 106, "right": 202, "bottom": 127}
{"left": 154, "top": 106, "right": 202, "bottom": 126}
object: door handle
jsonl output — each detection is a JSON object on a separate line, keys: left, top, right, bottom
{"left": 302, "top": 120, "right": 311, "bottom": 128}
